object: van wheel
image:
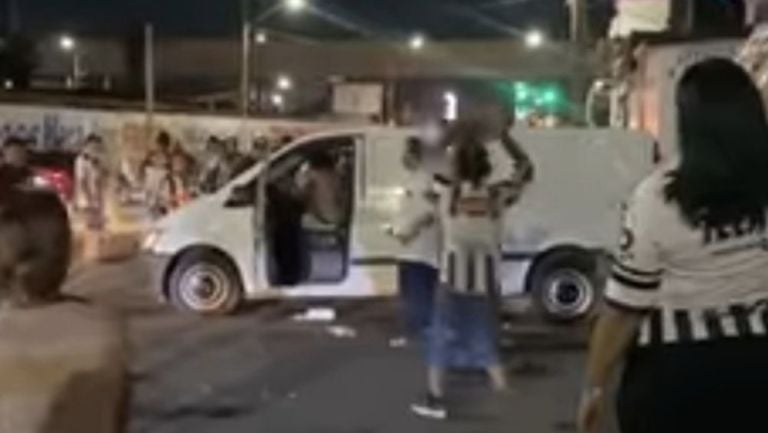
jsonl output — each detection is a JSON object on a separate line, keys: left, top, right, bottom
{"left": 529, "top": 250, "right": 600, "bottom": 323}
{"left": 168, "top": 250, "right": 243, "bottom": 316}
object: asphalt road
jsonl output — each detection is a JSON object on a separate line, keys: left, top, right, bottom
{"left": 64, "top": 259, "right": 603, "bottom": 433}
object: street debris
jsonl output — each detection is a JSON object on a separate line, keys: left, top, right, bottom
{"left": 388, "top": 337, "right": 408, "bottom": 348}
{"left": 326, "top": 325, "right": 357, "bottom": 339}
{"left": 292, "top": 307, "right": 337, "bottom": 322}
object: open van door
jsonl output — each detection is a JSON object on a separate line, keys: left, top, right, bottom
{"left": 261, "top": 134, "right": 359, "bottom": 289}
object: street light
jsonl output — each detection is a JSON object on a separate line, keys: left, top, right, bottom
{"left": 59, "top": 35, "right": 76, "bottom": 52}
{"left": 285, "top": 0, "right": 307, "bottom": 13}
{"left": 271, "top": 92, "right": 285, "bottom": 108}
{"left": 58, "top": 34, "right": 82, "bottom": 89}
{"left": 525, "top": 30, "right": 545, "bottom": 49}
{"left": 255, "top": 30, "right": 268, "bottom": 45}
{"left": 409, "top": 33, "right": 426, "bottom": 51}
{"left": 277, "top": 74, "right": 293, "bottom": 91}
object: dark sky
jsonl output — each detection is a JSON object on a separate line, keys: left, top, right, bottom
{"left": 9, "top": 0, "right": 612, "bottom": 39}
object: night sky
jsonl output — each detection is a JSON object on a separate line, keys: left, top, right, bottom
{"left": 10, "top": 0, "right": 613, "bottom": 39}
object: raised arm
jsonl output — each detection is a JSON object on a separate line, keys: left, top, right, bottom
{"left": 500, "top": 128, "right": 534, "bottom": 186}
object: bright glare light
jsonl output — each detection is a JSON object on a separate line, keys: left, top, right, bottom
{"left": 255, "top": 30, "right": 268, "bottom": 45}
{"left": 285, "top": 0, "right": 307, "bottom": 13}
{"left": 276, "top": 74, "right": 293, "bottom": 91}
{"left": 525, "top": 30, "right": 545, "bottom": 49}
{"left": 59, "top": 35, "right": 76, "bottom": 52}
{"left": 271, "top": 93, "right": 285, "bottom": 107}
{"left": 3, "top": 79, "right": 13, "bottom": 90}
{"left": 443, "top": 91, "right": 458, "bottom": 122}
{"left": 409, "top": 33, "right": 426, "bottom": 51}
{"left": 542, "top": 89, "right": 558, "bottom": 104}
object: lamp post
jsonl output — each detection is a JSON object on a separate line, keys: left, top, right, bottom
{"left": 408, "top": 33, "right": 426, "bottom": 51}
{"left": 524, "top": 29, "right": 545, "bottom": 49}
{"left": 59, "top": 34, "right": 82, "bottom": 89}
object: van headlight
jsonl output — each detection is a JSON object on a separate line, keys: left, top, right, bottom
{"left": 142, "top": 228, "right": 165, "bottom": 251}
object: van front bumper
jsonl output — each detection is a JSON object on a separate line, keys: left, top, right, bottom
{"left": 141, "top": 252, "right": 174, "bottom": 303}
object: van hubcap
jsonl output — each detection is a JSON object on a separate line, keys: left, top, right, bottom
{"left": 179, "top": 264, "right": 230, "bottom": 311}
{"left": 543, "top": 269, "right": 594, "bottom": 318}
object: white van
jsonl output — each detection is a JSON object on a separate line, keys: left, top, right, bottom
{"left": 142, "top": 126, "right": 654, "bottom": 321}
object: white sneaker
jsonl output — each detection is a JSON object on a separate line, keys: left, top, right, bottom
{"left": 389, "top": 337, "right": 408, "bottom": 348}
{"left": 411, "top": 394, "right": 447, "bottom": 420}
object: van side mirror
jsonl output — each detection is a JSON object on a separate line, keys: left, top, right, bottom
{"left": 224, "top": 183, "right": 257, "bottom": 208}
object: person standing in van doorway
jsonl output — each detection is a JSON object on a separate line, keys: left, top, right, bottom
{"left": 387, "top": 137, "right": 440, "bottom": 348}
{"left": 402, "top": 120, "right": 533, "bottom": 420}
{"left": 296, "top": 151, "right": 343, "bottom": 229}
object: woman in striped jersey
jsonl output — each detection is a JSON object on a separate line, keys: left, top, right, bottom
{"left": 579, "top": 59, "right": 768, "bottom": 433}
{"left": 405, "top": 120, "right": 533, "bottom": 419}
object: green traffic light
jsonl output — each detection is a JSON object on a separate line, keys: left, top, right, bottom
{"left": 542, "top": 89, "right": 558, "bottom": 105}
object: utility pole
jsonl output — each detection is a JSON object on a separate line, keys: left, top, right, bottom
{"left": 568, "top": 0, "right": 589, "bottom": 44}
{"left": 240, "top": 0, "right": 252, "bottom": 118}
{"left": 253, "top": 0, "right": 265, "bottom": 115}
{"left": 144, "top": 23, "right": 155, "bottom": 148}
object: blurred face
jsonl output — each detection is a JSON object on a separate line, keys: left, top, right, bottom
{"left": 171, "top": 155, "right": 188, "bottom": 173}
{"left": 3, "top": 145, "right": 27, "bottom": 167}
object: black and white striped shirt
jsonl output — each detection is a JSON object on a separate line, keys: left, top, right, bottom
{"left": 606, "top": 170, "right": 768, "bottom": 347}
{"left": 436, "top": 180, "right": 521, "bottom": 296}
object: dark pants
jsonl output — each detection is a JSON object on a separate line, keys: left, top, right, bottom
{"left": 397, "top": 261, "right": 437, "bottom": 338}
{"left": 618, "top": 337, "right": 768, "bottom": 433}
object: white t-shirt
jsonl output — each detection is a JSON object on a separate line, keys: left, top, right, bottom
{"left": 606, "top": 170, "right": 768, "bottom": 346}
{"left": 393, "top": 171, "right": 440, "bottom": 267}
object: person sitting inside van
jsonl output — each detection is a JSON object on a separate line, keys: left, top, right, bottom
{"left": 0, "top": 188, "right": 129, "bottom": 433}
{"left": 296, "top": 151, "right": 343, "bottom": 230}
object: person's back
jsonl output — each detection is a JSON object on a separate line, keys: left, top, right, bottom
{"left": 298, "top": 152, "right": 343, "bottom": 227}
{"left": 0, "top": 300, "right": 127, "bottom": 433}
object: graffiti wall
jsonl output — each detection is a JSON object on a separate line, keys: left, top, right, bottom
{"left": 0, "top": 103, "right": 341, "bottom": 162}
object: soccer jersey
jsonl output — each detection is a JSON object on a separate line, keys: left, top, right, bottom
{"left": 606, "top": 170, "right": 768, "bottom": 346}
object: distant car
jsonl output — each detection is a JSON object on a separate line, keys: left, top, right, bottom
{"left": 29, "top": 150, "right": 76, "bottom": 202}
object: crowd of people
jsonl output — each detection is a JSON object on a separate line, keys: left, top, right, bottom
{"left": 133, "top": 131, "right": 265, "bottom": 219}
{"left": 4, "top": 56, "right": 768, "bottom": 432}
{"left": 0, "top": 129, "right": 273, "bottom": 229}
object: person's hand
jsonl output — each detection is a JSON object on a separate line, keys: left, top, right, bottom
{"left": 577, "top": 387, "right": 606, "bottom": 433}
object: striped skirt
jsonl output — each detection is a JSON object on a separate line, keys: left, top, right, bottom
{"left": 440, "top": 247, "right": 499, "bottom": 296}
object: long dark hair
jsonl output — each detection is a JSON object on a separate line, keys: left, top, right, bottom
{"left": 447, "top": 120, "right": 492, "bottom": 187}
{"left": 665, "top": 59, "right": 768, "bottom": 229}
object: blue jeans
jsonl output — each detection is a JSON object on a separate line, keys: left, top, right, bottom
{"left": 397, "top": 261, "right": 438, "bottom": 338}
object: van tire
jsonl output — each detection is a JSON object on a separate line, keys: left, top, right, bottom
{"left": 529, "top": 249, "right": 601, "bottom": 323}
{"left": 168, "top": 250, "right": 243, "bottom": 316}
